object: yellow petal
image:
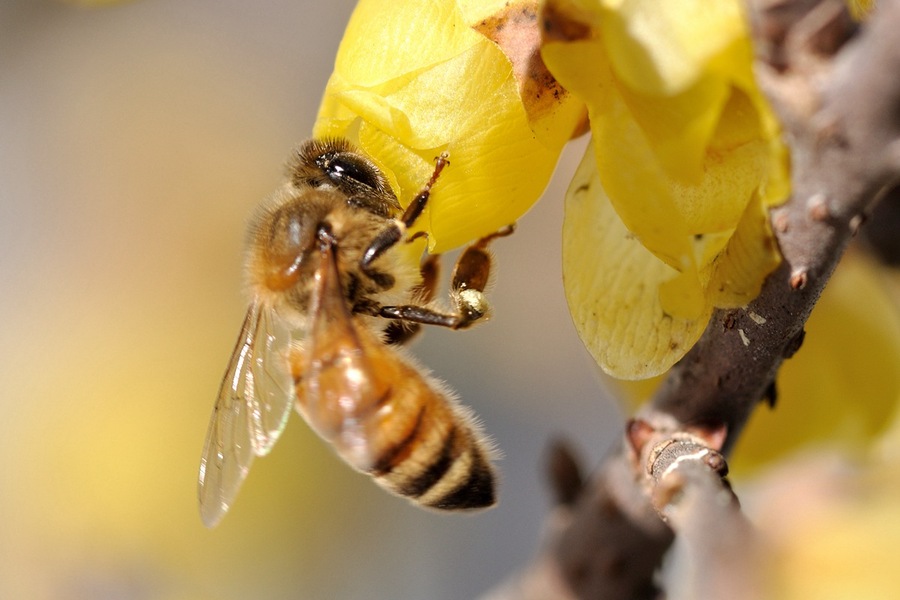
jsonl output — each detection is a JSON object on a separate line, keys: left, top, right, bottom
{"left": 616, "top": 71, "right": 731, "bottom": 184}
{"left": 332, "top": 1, "right": 481, "bottom": 88}
{"left": 771, "top": 478, "right": 900, "bottom": 600}
{"left": 563, "top": 144, "right": 712, "bottom": 378}
{"left": 315, "top": 0, "right": 584, "bottom": 253}
{"left": 544, "top": 0, "right": 790, "bottom": 375}
{"left": 704, "top": 191, "right": 781, "bottom": 308}
{"left": 598, "top": 0, "right": 745, "bottom": 96}
{"left": 542, "top": 39, "right": 695, "bottom": 268}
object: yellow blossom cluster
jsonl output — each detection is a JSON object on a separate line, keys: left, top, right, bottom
{"left": 317, "top": 0, "right": 790, "bottom": 379}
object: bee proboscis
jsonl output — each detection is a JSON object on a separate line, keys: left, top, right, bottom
{"left": 198, "top": 138, "right": 511, "bottom": 527}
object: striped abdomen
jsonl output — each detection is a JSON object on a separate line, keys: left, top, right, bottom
{"left": 291, "top": 318, "right": 496, "bottom": 510}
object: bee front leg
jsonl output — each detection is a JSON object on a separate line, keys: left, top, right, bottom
{"left": 359, "top": 152, "right": 450, "bottom": 285}
{"left": 360, "top": 153, "right": 449, "bottom": 290}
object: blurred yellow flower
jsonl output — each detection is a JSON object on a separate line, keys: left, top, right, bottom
{"left": 747, "top": 442, "right": 900, "bottom": 600}
{"left": 314, "top": 0, "right": 585, "bottom": 253}
{"left": 546, "top": 0, "right": 790, "bottom": 378}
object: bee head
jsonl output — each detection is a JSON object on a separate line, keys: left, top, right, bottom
{"left": 289, "top": 138, "right": 401, "bottom": 218}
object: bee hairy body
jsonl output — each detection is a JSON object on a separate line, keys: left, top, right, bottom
{"left": 198, "top": 138, "right": 501, "bottom": 527}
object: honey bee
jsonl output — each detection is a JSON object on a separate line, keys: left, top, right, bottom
{"left": 199, "top": 138, "right": 511, "bottom": 527}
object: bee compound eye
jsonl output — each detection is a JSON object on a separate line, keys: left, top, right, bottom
{"left": 319, "top": 151, "right": 384, "bottom": 192}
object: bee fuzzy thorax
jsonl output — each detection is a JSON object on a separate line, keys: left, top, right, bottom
{"left": 244, "top": 186, "right": 415, "bottom": 320}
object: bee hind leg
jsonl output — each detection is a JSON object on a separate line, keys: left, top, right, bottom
{"left": 447, "top": 224, "right": 515, "bottom": 328}
{"left": 377, "top": 225, "right": 515, "bottom": 331}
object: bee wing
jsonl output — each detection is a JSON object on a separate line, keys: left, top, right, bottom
{"left": 296, "top": 239, "right": 389, "bottom": 470}
{"left": 198, "top": 301, "right": 294, "bottom": 528}
{"left": 248, "top": 304, "right": 294, "bottom": 454}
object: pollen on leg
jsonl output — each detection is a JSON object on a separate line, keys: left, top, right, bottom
{"left": 457, "top": 289, "right": 489, "bottom": 322}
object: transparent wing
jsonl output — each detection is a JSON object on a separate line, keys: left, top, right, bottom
{"left": 298, "top": 239, "right": 387, "bottom": 470}
{"left": 248, "top": 305, "right": 294, "bottom": 455}
{"left": 198, "top": 300, "right": 294, "bottom": 528}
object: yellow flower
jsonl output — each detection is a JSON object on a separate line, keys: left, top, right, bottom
{"left": 314, "top": 0, "right": 585, "bottom": 253}
{"left": 544, "top": 0, "right": 790, "bottom": 378}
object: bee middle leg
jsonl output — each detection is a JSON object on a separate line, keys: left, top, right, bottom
{"left": 382, "top": 254, "right": 440, "bottom": 345}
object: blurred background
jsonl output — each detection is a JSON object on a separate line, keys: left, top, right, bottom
{"left": 0, "top": 1, "right": 622, "bottom": 598}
